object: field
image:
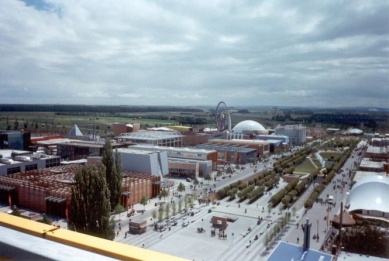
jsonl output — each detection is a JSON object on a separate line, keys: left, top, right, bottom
{"left": 294, "top": 158, "right": 317, "bottom": 174}
{"left": 0, "top": 112, "right": 180, "bottom": 137}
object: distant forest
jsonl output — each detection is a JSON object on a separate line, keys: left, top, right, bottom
{"left": 273, "top": 109, "right": 388, "bottom": 132}
{"left": 0, "top": 104, "right": 203, "bottom": 114}
{"left": 0, "top": 104, "right": 387, "bottom": 132}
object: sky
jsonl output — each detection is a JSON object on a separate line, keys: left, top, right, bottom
{"left": 0, "top": 0, "right": 388, "bottom": 108}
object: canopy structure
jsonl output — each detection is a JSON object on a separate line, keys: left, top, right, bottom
{"left": 332, "top": 210, "right": 356, "bottom": 229}
{"left": 347, "top": 175, "right": 389, "bottom": 216}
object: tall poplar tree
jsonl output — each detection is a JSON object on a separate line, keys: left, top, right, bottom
{"left": 101, "top": 138, "right": 123, "bottom": 211}
{"left": 68, "top": 164, "right": 114, "bottom": 240}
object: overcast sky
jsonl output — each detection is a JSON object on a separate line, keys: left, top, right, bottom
{"left": 0, "top": 0, "right": 388, "bottom": 108}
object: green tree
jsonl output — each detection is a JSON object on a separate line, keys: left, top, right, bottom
{"left": 188, "top": 195, "right": 193, "bottom": 207}
{"left": 10, "top": 205, "right": 21, "bottom": 217}
{"left": 158, "top": 207, "right": 164, "bottom": 223}
{"left": 151, "top": 209, "right": 157, "bottom": 225}
{"left": 204, "top": 174, "right": 211, "bottom": 184}
{"left": 216, "top": 170, "right": 222, "bottom": 180}
{"left": 165, "top": 203, "right": 170, "bottom": 220}
{"left": 177, "top": 182, "right": 185, "bottom": 195}
{"left": 160, "top": 188, "right": 168, "bottom": 201}
{"left": 184, "top": 195, "right": 189, "bottom": 210}
{"left": 140, "top": 195, "right": 148, "bottom": 210}
{"left": 101, "top": 139, "right": 122, "bottom": 211}
{"left": 114, "top": 204, "right": 125, "bottom": 213}
{"left": 178, "top": 198, "right": 183, "bottom": 213}
{"left": 68, "top": 164, "right": 114, "bottom": 240}
{"left": 171, "top": 201, "right": 177, "bottom": 216}
{"left": 193, "top": 178, "right": 199, "bottom": 190}
{"left": 39, "top": 214, "right": 52, "bottom": 225}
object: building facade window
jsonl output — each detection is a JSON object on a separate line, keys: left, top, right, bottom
{"left": 7, "top": 166, "right": 21, "bottom": 174}
{"left": 25, "top": 164, "right": 38, "bottom": 171}
{"left": 45, "top": 158, "right": 60, "bottom": 168}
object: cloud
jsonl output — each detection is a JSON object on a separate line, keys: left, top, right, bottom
{"left": 0, "top": 0, "right": 387, "bottom": 108}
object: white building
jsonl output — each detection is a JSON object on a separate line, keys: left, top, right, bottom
{"left": 0, "top": 150, "right": 61, "bottom": 175}
{"left": 127, "top": 144, "right": 215, "bottom": 178}
{"left": 116, "top": 148, "right": 169, "bottom": 180}
{"left": 275, "top": 124, "right": 306, "bottom": 145}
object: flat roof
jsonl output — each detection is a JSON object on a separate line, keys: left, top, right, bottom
{"left": 129, "top": 144, "right": 216, "bottom": 154}
{"left": 354, "top": 171, "right": 387, "bottom": 183}
{"left": 366, "top": 146, "right": 388, "bottom": 154}
{"left": 116, "top": 131, "right": 183, "bottom": 141}
{"left": 360, "top": 160, "right": 384, "bottom": 169}
{"left": 194, "top": 143, "right": 257, "bottom": 153}
{"left": 0, "top": 149, "right": 31, "bottom": 157}
{"left": 117, "top": 148, "right": 160, "bottom": 155}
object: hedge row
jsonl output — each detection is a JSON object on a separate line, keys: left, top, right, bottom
{"left": 237, "top": 185, "right": 255, "bottom": 199}
{"left": 248, "top": 185, "right": 265, "bottom": 201}
{"left": 294, "top": 179, "right": 308, "bottom": 195}
{"left": 304, "top": 140, "right": 358, "bottom": 208}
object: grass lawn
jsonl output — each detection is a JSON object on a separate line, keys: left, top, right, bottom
{"left": 294, "top": 159, "right": 317, "bottom": 173}
{"left": 319, "top": 152, "right": 342, "bottom": 161}
{"left": 0, "top": 112, "right": 179, "bottom": 135}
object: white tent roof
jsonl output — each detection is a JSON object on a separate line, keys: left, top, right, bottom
{"left": 347, "top": 175, "right": 389, "bottom": 214}
{"left": 68, "top": 124, "right": 83, "bottom": 137}
{"left": 346, "top": 128, "right": 363, "bottom": 134}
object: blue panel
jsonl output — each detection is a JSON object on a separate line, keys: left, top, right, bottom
{"left": 267, "top": 242, "right": 333, "bottom": 261}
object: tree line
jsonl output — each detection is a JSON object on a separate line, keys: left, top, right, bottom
{"left": 0, "top": 104, "right": 203, "bottom": 114}
{"left": 68, "top": 139, "right": 122, "bottom": 240}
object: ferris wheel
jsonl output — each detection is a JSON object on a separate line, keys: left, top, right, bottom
{"left": 215, "top": 101, "right": 231, "bottom": 132}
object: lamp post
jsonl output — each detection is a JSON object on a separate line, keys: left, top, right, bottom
{"left": 316, "top": 220, "right": 319, "bottom": 240}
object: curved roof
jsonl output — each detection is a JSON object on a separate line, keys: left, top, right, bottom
{"left": 232, "top": 120, "right": 267, "bottom": 134}
{"left": 346, "top": 128, "right": 363, "bottom": 134}
{"left": 347, "top": 175, "right": 389, "bottom": 214}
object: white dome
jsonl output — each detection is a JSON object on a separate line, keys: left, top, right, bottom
{"left": 347, "top": 175, "right": 389, "bottom": 214}
{"left": 232, "top": 120, "right": 267, "bottom": 134}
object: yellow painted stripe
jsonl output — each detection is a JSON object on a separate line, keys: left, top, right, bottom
{"left": 0, "top": 213, "right": 189, "bottom": 261}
